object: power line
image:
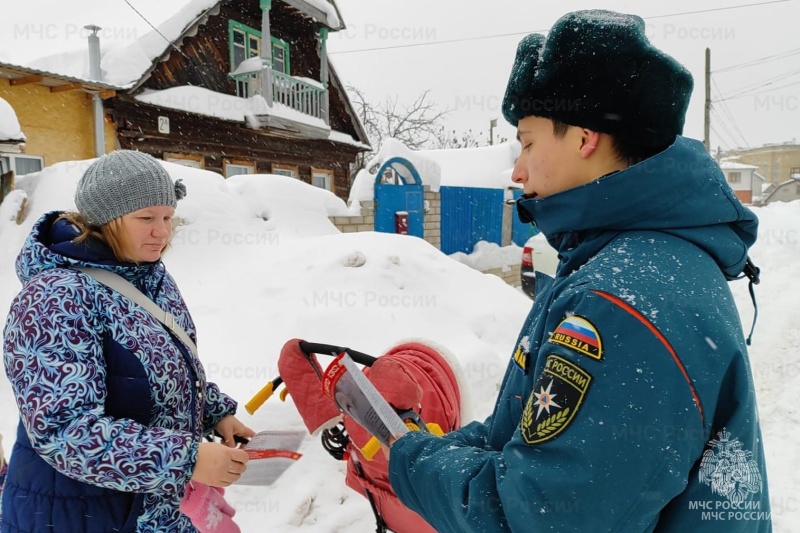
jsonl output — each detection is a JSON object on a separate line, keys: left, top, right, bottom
{"left": 717, "top": 78, "right": 800, "bottom": 101}
{"left": 712, "top": 79, "right": 750, "bottom": 147}
{"left": 711, "top": 122, "right": 737, "bottom": 151}
{"left": 711, "top": 109, "right": 747, "bottom": 149}
{"left": 645, "top": 0, "right": 789, "bottom": 19}
{"left": 717, "top": 67, "right": 800, "bottom": 100}
{"left": 121, "top": 0, "right": 182, "bottom": 54}
{"left": 711, "top": 102, "right": 748, "bottom": 148}
{"left": 329, "top": 0, "right": 792, "bottom": 55}
{"left": 714, "top": 47, "right": 800, "bottom": 73}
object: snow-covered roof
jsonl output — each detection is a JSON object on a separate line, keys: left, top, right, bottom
{"left": 0, "top": 60, "right": 121, "bottom": 91}
{"left": 420, "top": 142, "right": 522, "bottom": 189}
{"left": 29, "top": 0, "right": 343, "bottom": 90}
{"left": 0, "top": 96, "right": 25, "bottom": 143}
{"left": 102, "top": 0, "right": 222, "bottom": 88}
{"left": 296, "top": 0, "right": 342, "bottom": 29}
{"left": 753, "top": 172, "right": 767, "bottom": 182}
{"left": 719, "top": 161, "right": 759, "bottom": 171}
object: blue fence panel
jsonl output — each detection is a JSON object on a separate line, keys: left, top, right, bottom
{"left": 440, "top": 186, "right": 503, "bottom": 255}
{"left": 511, "top": 188, "right": 539, "bottom": 246}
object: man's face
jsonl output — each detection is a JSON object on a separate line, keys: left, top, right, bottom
{"left": 511, "top": 116, "right": 587, "bottom": 198}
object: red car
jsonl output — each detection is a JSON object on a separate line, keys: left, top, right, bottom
{"left": 521, "top": 241, "right": 536, "bottom": 299}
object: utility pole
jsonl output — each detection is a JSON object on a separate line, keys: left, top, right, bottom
{"left": 489, "top": 118, "right": 497, "bottom": 145}
{"left": 704, "top": 47, "right": 711, "bottom": 153}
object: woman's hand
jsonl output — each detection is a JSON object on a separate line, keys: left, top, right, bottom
{"left": 215, "top": 415, "right": 256, "bottom": 448}
{"left": 191, "top": 442, "right": 249, "bottom": 487}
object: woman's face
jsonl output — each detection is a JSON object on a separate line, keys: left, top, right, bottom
{"left": 120, "top": 206, "right": 175, "bottom": 262}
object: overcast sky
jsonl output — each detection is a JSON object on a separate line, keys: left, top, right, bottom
{"left": 1, "top": 0, "right": 798, "bottom": 151}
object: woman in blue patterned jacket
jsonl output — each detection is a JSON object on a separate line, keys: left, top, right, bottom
{"left": 2, "top": 150, "right": 254, "bottom": 532}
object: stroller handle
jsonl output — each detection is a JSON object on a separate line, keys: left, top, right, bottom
{"left": 245, "top": 341, "right": 377, "bottom": 415}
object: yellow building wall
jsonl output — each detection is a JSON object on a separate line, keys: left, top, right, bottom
{"left": 0, "top": 79, "right": 116, "bottom": 166}
{"left": 734, "top": 150, "right": 800, "bottom": 184}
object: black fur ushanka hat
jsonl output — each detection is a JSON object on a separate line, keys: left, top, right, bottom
{"left": 502, "top": 10, "right": 694, "bottom": 147}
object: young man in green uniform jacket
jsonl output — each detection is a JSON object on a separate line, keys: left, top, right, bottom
{"left": 386, "top": 10, "right": 771, "bottom": 533}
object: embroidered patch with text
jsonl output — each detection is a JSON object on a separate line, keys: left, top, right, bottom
{"left": 512, "top": 336, "right": 531, "bottom": 374}
{"left": 520, "top": 354, "right": 592, "bottom": 444}
{"left": 549, "top": 315, "right": 603, "bottom": 360}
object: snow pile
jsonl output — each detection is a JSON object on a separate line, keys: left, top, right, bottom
{"left": 420, "top": 141, "right": 522, "bottom": 189}
{"left": 0, "top": 96, "right": 25, "bottom": 142}
{"left": 450, "top": 240, "right": 522, "bottom": 271}
{"left": 0, "top": 154, "right": 798, "bottom": 531}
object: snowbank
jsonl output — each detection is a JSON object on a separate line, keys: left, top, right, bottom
{"left": 0, "top": 96, "right": 25, "bottom": 141}
{"left": 420, "top": 141, "right": 521, "bottom": 189}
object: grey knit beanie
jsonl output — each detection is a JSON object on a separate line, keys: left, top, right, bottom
{"left": 75, "top": 150, "right": 187, "bottom": 225}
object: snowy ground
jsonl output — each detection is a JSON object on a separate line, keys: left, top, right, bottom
{"left": 0, "top": 160, "right": 797, "bottom": 531}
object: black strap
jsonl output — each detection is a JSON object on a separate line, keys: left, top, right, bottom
{"left": 353, "top": 459, "right": 389, "bottom": 533}
{"left": 743, "top": 257, "right": 760, "bottom": 346}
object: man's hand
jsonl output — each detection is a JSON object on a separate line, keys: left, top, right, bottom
{"left": 191, "top": 442, "right": 249, "bottom": 487}
{"left": 215, "top": 414, "right": 256, "bottom": 448}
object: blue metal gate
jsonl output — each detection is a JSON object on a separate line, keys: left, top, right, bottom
{"left": 374, "top": 157, "right": 424, "bottom": 237}
{"left": 440, "top": 186, "right": 504, "bottom": 254}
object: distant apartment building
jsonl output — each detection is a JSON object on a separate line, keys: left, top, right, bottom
{"left": 720, "top": 142, "right": 800, "bottom": 185}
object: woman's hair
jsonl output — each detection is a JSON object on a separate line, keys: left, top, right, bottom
{"left": 58, "top": 212, "right": 171, "bottom": 263}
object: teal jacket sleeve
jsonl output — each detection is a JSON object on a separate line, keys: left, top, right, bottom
{"left": 389, "top": 290, "right": 709, "bottom": 532}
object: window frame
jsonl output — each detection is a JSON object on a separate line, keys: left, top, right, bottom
{"left": 271, "top": 163, "right": 298, "bottom": 178}
{"left": 728, "top": 171, "right": 742, "bottom": 184}
{"left": 0, "top": 154, "right": 44, "bottom": 176}
{"left": 164, "top": 152, "right": 205, "bottom": 169}
{"left": 311, "top": 167, "right": 333, "bottom": 191}
{"left": 223, "top": 158, "right": 256, "bottom": 178}
{"left": 228, "top": 20, "right": 290, "bottom": 75}
{"left": 270, "top": 36, "right": 291, "bottom": 75}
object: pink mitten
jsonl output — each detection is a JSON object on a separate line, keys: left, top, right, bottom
{"left": 364, "top": 356, "right": 423, "bottom": 410}
{"left": 278, "top": 338, "right": 341, "bottom": 434}
{"left": 180, "top": 481, "right": 240, "bottom": 533}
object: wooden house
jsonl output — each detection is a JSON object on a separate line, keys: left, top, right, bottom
{"left": 1, "top": 0, "right": 369, "bottom": 200}
{"left": 105, "top": 0, "right": 370, "bottom": 199}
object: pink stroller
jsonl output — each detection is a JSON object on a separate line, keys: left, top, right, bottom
{"left": 247, "top": 340, "right": 463, "bottom": 533}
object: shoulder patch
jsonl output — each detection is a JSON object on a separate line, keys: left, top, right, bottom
{"left": 521, "top": 354, "right": 592, "bottom": 445}
{"left": 549, "top": 315, "right": 603, "bottom": 360}
{"left": 512, "top": 336, "right": 531, "bottom": 374}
